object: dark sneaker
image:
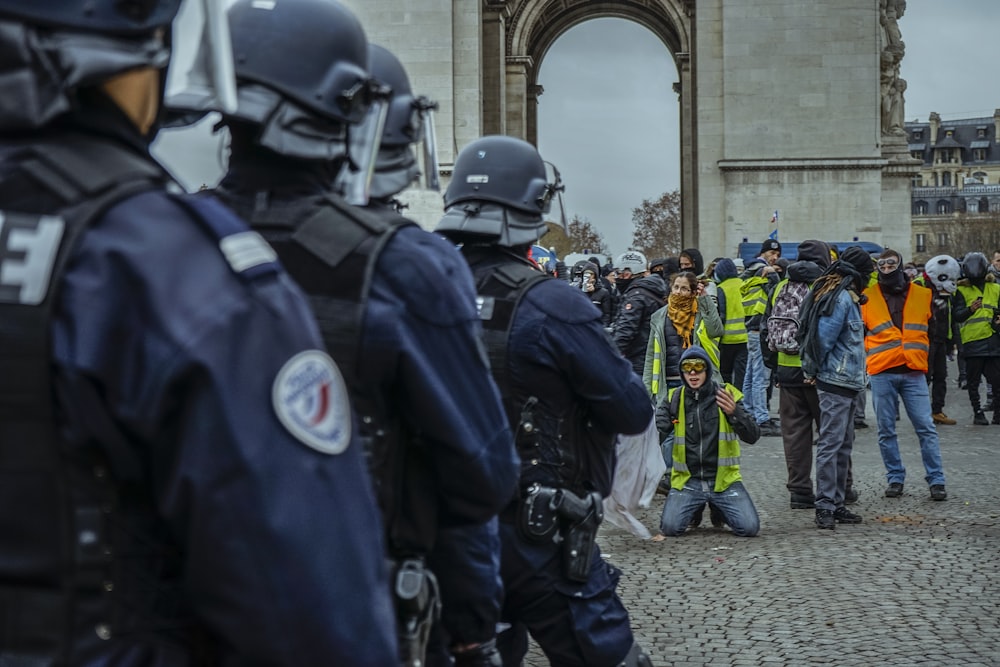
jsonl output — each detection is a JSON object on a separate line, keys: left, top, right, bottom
{"left": 973, "top": 411, "right": 989, "bottom": 426}
{"left": 689, "top": 506, "right": 704, "bottom": 529}
{"left": 833, "top": 507, "right": 863, "bottom": 524}
{"left": 655, "top": 479, "right": 671, "bottom": 497}
{"left": 758, "top": 422, "right": 782, "bottom": 437}
{"left": 844, "top": 487, "right": 859, "bottom": 505}
{"left": 885, "top": 482, "right": 904, "bottom": 498}
{"left": 932, "top": 412, "right": 956, "bottom": 425}
{"left": 709, "top": 505, "right": 727, "bottom": 528}
{"left": 854, "top": 419, "right": 869, "bottom": 429}
{"left": 790, "top": 493, "right": 815, "bottom": 509}
{"left": 815, "top": 509, "right": 835, "bottom": 530}
{"left": 930, "top": 485, "right": 948, "bottom": 501}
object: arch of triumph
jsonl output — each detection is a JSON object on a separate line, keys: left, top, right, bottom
{"left": 342, "top": 0, "right": 919, "bottom": 260}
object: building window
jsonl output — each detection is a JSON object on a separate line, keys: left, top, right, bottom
{"left": 937, "top": 232, "right": 948, "bottom": 246}
{"left": 936, "top": 200, "right": 951, "bottom": 214}
{"left": 914, "top": 201, "right": 928, "bottom": 215}
{"left": 942, "top": 172, "right": 951, "bottom": 186}
{"left": 911, "top": 175, "right": 922, "bottom": 187}
{"left": 981, "top": 197, "right": 990, "bottom": 212}
{"left": 911, "top": 151, "right": 923, "bottom": 161}
{"left": 916, "top": 233, "right": 926, "bottom": 253}
{"left": 978, "top": 127, "right": 987, "bottom": 138}
{"left": 974, "top": 171, "right": 988, "bottom": 184}
{"left": 968, "top": 199, "right": 979, "bottom": 213}
{"left": 974, "top": 148, "right": 986, "bottom": 161}
{"left": 914, "top": 130, "right": 923, "bottom": 140}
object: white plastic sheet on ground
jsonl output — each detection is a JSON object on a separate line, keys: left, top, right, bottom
{"left": 602, "top": 416, "right": 665, "bottom": 540}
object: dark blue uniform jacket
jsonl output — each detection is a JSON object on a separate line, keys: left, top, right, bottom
{"left": 0, "top": 110, "right": 398, "bottom": 664}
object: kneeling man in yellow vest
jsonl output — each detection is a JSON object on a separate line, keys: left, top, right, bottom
{"left": 655, "top": 346, "right": 761, "bottom": 537}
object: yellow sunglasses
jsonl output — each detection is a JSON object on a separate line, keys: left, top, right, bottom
{"left": 680, "top": 359, "right": 708, "bottom": 373}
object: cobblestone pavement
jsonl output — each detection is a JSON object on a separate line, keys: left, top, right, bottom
{"left": 524, "top": 377, "right": 1000, "bottom": 666}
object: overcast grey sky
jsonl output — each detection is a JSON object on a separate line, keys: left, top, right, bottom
{"left": 153, "top": 2, "right": 1000, "bottom": 257}
{"left": 536, "top": 2, "right": 1000, "bottom": 257}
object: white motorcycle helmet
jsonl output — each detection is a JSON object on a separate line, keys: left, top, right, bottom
{"left": 923, "top": 255, "right": 960, "bottom": 294}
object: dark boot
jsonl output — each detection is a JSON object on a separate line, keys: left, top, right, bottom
{"left": 970, "top": 389, "right": 986, "bottom": 424}
{"left": 815, "top": 508, "right": 835, "bottom": 530}
{"left": 790, "top": 493, "right": 815, "bottom": 509}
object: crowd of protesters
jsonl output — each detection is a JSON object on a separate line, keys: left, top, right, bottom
{"left": 546, "top": 239, "right": 1000, "bottom": 535}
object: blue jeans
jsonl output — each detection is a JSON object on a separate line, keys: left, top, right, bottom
{"left": 815, "top": 389, "right": 855, "bottom": 511}
{"left": 659, "top": 480, "right": 759, "bottom": 537}
{"left": 742, "top": 331, "right": 771, "bottom": 424}
{"left": 870, "top": 371, "right": 946, "bottom": 486}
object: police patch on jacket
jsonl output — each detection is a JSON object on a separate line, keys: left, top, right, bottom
{"left": 272, "top": 350, "right": 352, "bottom": 454}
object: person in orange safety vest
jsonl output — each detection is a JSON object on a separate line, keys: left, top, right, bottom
{"left": 861, "top": 249, "right": 948, "bottom": 502}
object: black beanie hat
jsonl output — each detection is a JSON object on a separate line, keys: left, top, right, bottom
{"left": 840, "top": 246, "right": 873, "bottom": 278}
{"left": 760, "top": 238, "right": 782, "bottom": 255}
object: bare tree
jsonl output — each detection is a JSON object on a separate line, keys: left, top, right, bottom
{"left": 631, "top": 189, "right": 682, "bottom": 259}
{"left": 540, "top": 216, "right": 610, "bottom": 259}
{"left": 950, "top": 214, "right": 1000, "bottom": 258}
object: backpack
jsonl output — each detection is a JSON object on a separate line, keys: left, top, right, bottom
{"left": 767, "top": 281, "right": 811, "bottom": 356}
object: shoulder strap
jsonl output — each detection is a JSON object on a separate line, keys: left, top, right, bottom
{"left": 0, "top": 135, "right": 168, "bottom": 422}
{"left": 474, "top": 261, "right": 549, "bottom": 401}
{"left": 231, "top": 190, "right": 414, "bottom": 385}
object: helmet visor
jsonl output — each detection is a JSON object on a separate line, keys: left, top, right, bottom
{"left": 339, "top": 98, "right": 388, "bottom": 206}
{"left": 417, "top": 102, "right": 440, "bottom": 191}
{"left": 163, "top": 0, "right": 237, "bottom": 120}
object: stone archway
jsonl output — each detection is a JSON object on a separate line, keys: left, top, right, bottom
{"left": 344, "top": 0, "right": 914, "bottom": 259}
{"left": 485, "top": 0, "right": 696, "bottom": 241}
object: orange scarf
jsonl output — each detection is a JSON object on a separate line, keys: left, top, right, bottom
{"left": 667, "top": 294, "right": 698, "bottom": 347}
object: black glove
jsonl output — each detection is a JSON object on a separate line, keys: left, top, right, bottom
{"left": 452, "top": 638, "right": 502, "bottom": 667}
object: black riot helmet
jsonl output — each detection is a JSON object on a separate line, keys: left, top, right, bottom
{"left": 444, "top": 135, "right": 559, "bottom": 215}
{"left": 962, "top": 251, "right": 990, "bottom": 281}
{"left": 365, "top": 44, "right": 440, "bottom": 198}
{"left": 0, "top": 0, "right": 179, "bottom": 34}
{"left": 436, "top": 136, "right": 566, "bottom": 248}
{"left": 229, "top": 0, "right": 375, "bottom": 126}
{"left": 0, "top": 0, "right": 238, "bottom": 132}
{"left": 225, "top": 0, "right": 390, "bottom": 203}
{"left": 0, "top": 0, "right": 184, "bottom": 130}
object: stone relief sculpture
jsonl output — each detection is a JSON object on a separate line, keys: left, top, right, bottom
{"left": 880, "top": 0, "right": 907, "bottom": 136}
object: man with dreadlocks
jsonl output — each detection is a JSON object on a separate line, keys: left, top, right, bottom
{"left": 797, "top": 246, "right": 873, "bottom": 530}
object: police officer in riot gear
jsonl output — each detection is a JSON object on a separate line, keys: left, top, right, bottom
{"left": 362, "top": 43, "right": 506, "bottom": 667}
{"left": 210, "top": 4, "right": 520, "bottom": 666}
{"left": 435, "top": 135, "right": 655, "bottom": 667}
{"left": 0, "top": 0, "right": 397, "bottom": 663}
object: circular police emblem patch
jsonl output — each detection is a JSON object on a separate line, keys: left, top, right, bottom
{"left": 272, "top": 350, "right": 352, "bottom": 455}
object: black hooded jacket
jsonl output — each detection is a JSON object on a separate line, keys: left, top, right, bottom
{"left": 612, "top": 273, "right": 667, "bottom": 374}
{"left": 680, "top": 248, "right": 705, "bottom": 276}
{"left": 654, "top": 347, "right": 759, "bottom": 483}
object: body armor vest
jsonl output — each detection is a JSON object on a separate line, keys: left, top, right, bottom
{"left": 215, "top": 188, "right": 432, "bottom": 555}
{"left": 468, "top": 254, "right": 596, "bottom": 493}
{"left": 0, "top": 133, "right": 206, "bottom": 663}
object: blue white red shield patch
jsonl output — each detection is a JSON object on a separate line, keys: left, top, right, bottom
{"left": 272, "top": 350, "right": 352, "bottom": 455}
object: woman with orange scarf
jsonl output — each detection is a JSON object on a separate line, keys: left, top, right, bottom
{"left": 644, "top": 271, "right": 724, "bottom": 407}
